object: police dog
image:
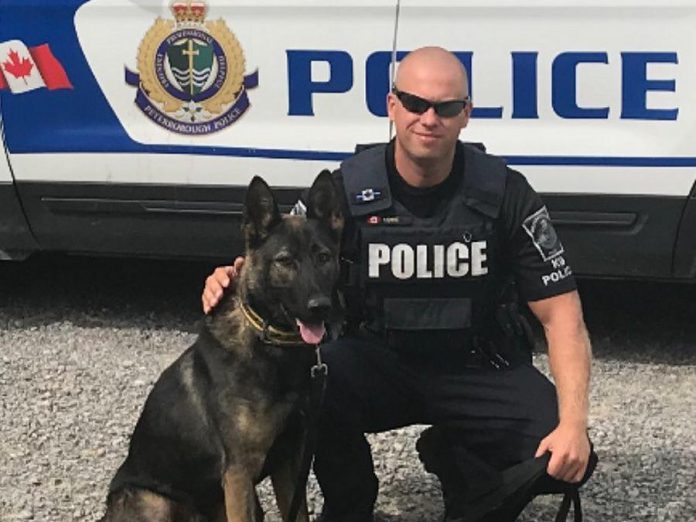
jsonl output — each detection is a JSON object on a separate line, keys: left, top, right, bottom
{"left": 100, "top": 171, "right": 343, "bottom": 522}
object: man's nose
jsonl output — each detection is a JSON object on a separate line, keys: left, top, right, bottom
{"left": 420, "top": 107, "right": 439, "bottom": 125}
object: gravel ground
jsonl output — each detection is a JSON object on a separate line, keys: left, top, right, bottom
{"left": 1, "top": 254, "right": 695, "bottom": 521}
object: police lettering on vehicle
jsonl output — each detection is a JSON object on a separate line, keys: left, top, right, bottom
{"left": 368, "top": 240, "right": 488, "bottom": 280}
{"left": 286, "top": 50, "right": 678, "bottom": 121}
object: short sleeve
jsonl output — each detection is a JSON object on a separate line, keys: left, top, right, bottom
{"left": 499, "top": 169, "right": 577, "bottom": 302}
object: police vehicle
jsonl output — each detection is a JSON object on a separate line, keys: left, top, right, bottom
{"left": 1, "top": 0, "right": 695, "bottom": 280}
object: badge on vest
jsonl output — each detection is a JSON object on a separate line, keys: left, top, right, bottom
{"left": 353, "top": 188, "right": 384, "bottom": 204}
{"left": 366, "top": 215, "right": 411, "bottom": 226}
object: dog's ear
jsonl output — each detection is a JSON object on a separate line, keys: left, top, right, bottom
{"left": 243, "top": 176, "right": 281, "bottom": 247}
{"left": 306, "top": 169, "right": 344, "bottom": 243}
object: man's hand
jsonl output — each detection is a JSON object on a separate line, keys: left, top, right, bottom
{"left": 202, "top": 257, "right": 245, "bottom": 314}
{"left": 535, "top": 422, "right": 590, "bottom": 483}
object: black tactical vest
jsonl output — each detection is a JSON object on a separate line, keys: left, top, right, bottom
{"left": 339, "top": 142, "right": 514, "bottom": 348}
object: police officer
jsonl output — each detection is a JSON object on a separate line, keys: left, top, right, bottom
{"left": 202, "top": 46, "right": 596, "bottom": 522}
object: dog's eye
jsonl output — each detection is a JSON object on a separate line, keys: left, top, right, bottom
{"left": 317, "top": 252, "right": 332, "bottom": 264}
{"left": 274, "top": 254, "right": 295, "bottom": 267}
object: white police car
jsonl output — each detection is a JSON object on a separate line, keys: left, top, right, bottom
{"left": 1, "top": 0, "right": 695, "bottom": 280}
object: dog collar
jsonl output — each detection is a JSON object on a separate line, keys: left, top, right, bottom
{"left": 239, "top": 301, "right": 308, "bottom": 347}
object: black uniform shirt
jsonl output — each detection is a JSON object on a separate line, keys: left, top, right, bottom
{"left": 292, "top": 141, "right": 576, "bottom": 360}
{"left": 305, "top": 141, "right": 577, "bottom": 302}
{"left": 383, "top": 139, "right": 464, "bottom": 219}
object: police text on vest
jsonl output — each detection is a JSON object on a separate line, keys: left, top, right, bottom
{"left": 368, "top": 241, "right": 488, "bottom": 279}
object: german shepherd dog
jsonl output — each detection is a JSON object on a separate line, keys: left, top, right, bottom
{"left": 100, "top": 171, "right": 344, "bottom": 522}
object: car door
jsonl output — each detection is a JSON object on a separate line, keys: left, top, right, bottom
{"left": 0, "top": 113, "right": 39, "bottom": 260}
{"left": 0, "top": 0, "right": 397, "bottom": 259}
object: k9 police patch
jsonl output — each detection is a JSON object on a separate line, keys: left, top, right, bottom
{"left": 522, "top": 206, "right": 564, "bottom": 261}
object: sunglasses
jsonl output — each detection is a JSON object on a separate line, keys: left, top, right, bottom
{"left": 392, "top": 87, "right": 470, "bottom": 118}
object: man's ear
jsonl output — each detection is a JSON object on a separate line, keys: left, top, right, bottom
{"left": 243, "top": 176, "right": 281, "bottom": 247}
{"left": 460, "top": 99, "right": 473, "bottom": 130}
{"left": 306, "top": 169, "right": 344, "bottom": 243}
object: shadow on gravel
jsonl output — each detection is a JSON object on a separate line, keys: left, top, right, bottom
{"left": 0, "top": 253, "right": 211, "bottom": 332}
{"left": 1, "top": 254, "right": 695, "bottom": 364}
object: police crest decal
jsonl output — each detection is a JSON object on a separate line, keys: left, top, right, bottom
{"left": 125, "top": 0, "right": 258, "bottom": 135}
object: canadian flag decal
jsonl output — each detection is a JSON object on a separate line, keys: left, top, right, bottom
{"left": 0, "top": 40, "right": 72, "bottom": 94}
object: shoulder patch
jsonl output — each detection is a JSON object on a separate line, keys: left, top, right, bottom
{"left": 522, "top": 206, "right": 564, "bottom": 261}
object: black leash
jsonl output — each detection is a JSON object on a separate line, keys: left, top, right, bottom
{"left": 555, "top": 489, "right": 582, "bottom": 522}
{"left": 287, "top": 345, "right": 328, "bottom": 522}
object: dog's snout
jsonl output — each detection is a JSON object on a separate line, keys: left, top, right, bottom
{"left": 307, "top": 296, "right": 331, "bottom": 316}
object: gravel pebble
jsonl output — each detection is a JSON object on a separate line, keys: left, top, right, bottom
{"left": 1, "top": 255, "right": 695, "bottom": 521}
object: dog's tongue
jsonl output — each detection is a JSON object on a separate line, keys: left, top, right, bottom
{"left": 296, "top": 319, "right": 326, "bottom": 344}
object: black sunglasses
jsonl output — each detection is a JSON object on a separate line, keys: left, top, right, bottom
{"left": 392, "top": 87, "right": 470, "bottom": 118}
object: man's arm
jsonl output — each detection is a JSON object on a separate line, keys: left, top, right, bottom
{"left": 528, "top": 290, "right": 591, "bottom": 483}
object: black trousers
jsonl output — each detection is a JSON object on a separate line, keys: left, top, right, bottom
{"left": 313, "top": 334, "right": 592, "bottom": 522}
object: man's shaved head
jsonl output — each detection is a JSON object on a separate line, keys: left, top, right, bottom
{"left": 386, "top": 46, "right": 473, "bottom": 187}
{"left": 395, "top": 46, "right": 469, "bottom": 99}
